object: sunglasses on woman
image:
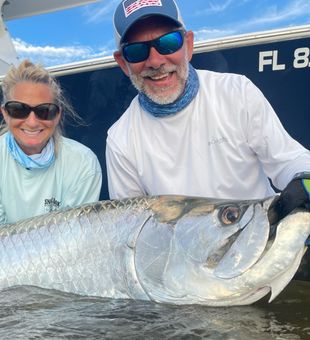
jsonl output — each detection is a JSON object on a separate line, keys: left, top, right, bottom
{"left": 3, "top": 101, "right": 60, "bottom": 120}
{"left": 122, "top": 30, "right": 185, "bottom": 63}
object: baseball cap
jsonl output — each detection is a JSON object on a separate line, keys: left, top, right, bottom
{"left": 113, "top": 0, "right": 185, "bottom": 48}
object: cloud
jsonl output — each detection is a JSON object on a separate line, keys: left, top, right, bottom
{"left": 193, "top": 0, "right": 310, "bottom": 40}
{"left": 248, "top": 0, "right": 310, "bottom": 27}
{"left": 195, "top": 0, "right": 246, "bottom": 16}
{"left": 12, "top": 38, "right": 112, "bottom": 67}
{"left": 205, "top": 0, "right": 234, "bottom": 14}
{"left": 83, "top": 0, "right": 119, "bottom": 23}
{"left": 9, "top": 0, "right": 310, "bottom": 67}
{"left": 194, "top": 28, "right": 236, "bottom": 41}
{"left": 227, "top": 0, "right": 310, "bottom": 34}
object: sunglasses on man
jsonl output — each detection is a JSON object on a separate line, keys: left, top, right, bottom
{"left": 121, "top": 30, "right": 185, "bottom": 63}
{"left": 3, "top": 101, "right": 60, "bottom": 121}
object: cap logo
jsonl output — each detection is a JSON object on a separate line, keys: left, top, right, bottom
{"left": 123, "top": 0, "right": 162, "bottom": 17}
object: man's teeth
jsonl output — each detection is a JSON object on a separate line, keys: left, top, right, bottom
{"left": 151, "top": 73, "right": 168, "bottom": 80}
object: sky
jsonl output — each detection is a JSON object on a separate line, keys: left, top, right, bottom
{"left": 4, "top": 0, "right": 310, "bottom": 68}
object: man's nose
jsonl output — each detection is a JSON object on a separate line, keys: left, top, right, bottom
{"left": 145, "top": 46, "right": 166, "bottom": 69}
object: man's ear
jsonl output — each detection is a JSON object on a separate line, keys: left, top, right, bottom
{"left": 184, "top": 30, "right": 194, "bottom": 62}
{"left": 114, "top": 51, "right": 130, "bottom": 76}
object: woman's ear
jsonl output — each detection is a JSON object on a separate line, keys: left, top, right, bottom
{"left": 1, "top": 106, "right": 8, "bottom": 123}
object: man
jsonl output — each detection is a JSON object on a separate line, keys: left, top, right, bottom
{"left": 106, "top": 0, "right": 310, "bottom": 222}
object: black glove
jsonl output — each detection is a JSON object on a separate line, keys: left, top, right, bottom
{"left": 268, "top": 172, "right": 310, "bottom": 225}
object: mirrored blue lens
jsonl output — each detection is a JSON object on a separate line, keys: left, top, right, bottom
{"left": 123, "top": 43, "right": 149, "bottom": 63}
{"left": 122, "top": 30, "right": 184, "bottom": 63}
{"left": 156, "top": 31, "right": 183, "bottom": 54}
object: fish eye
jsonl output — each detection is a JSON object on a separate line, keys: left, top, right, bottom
{"left": 219, "top": 206, "right": 241, "bottom": 225}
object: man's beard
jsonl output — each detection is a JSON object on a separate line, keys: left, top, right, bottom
{"left": 128, "top": 60, "right": 189, "bottom": 105}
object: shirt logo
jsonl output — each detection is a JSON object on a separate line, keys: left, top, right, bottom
{"left": 123, "top": 0, "right": 162, "bottom": 17}
{"left": 208, "top": 137, "right": 228, "bottom": 146}
{"left": 44, "top": 197, "right": 61, "bottom": 213}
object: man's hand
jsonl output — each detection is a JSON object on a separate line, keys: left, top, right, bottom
{"left": 268, "top": 172, "right": 310, "bottom": 225}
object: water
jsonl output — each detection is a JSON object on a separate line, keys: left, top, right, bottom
{"left": 0, "top": 281, "right": 308, "bottom": 339}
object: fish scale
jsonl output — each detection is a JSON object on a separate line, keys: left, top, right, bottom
{"left": 0, "top": 195, "right": 309, "bottom": 306}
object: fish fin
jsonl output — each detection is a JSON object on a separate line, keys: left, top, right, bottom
{"left": 269, "top": 247, "right": 306, "bottom": 302}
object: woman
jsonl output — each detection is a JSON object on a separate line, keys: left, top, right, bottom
{"left": 0, "top": 60, "right": 102, "bottom": 224}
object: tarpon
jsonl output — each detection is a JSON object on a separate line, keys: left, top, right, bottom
{"left": 0, "top": 195, "right": 309, "bottom": 306}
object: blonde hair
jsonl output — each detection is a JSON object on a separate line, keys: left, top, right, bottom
{"left": 0, "top": 60, "right": 83, "bottom": 144}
